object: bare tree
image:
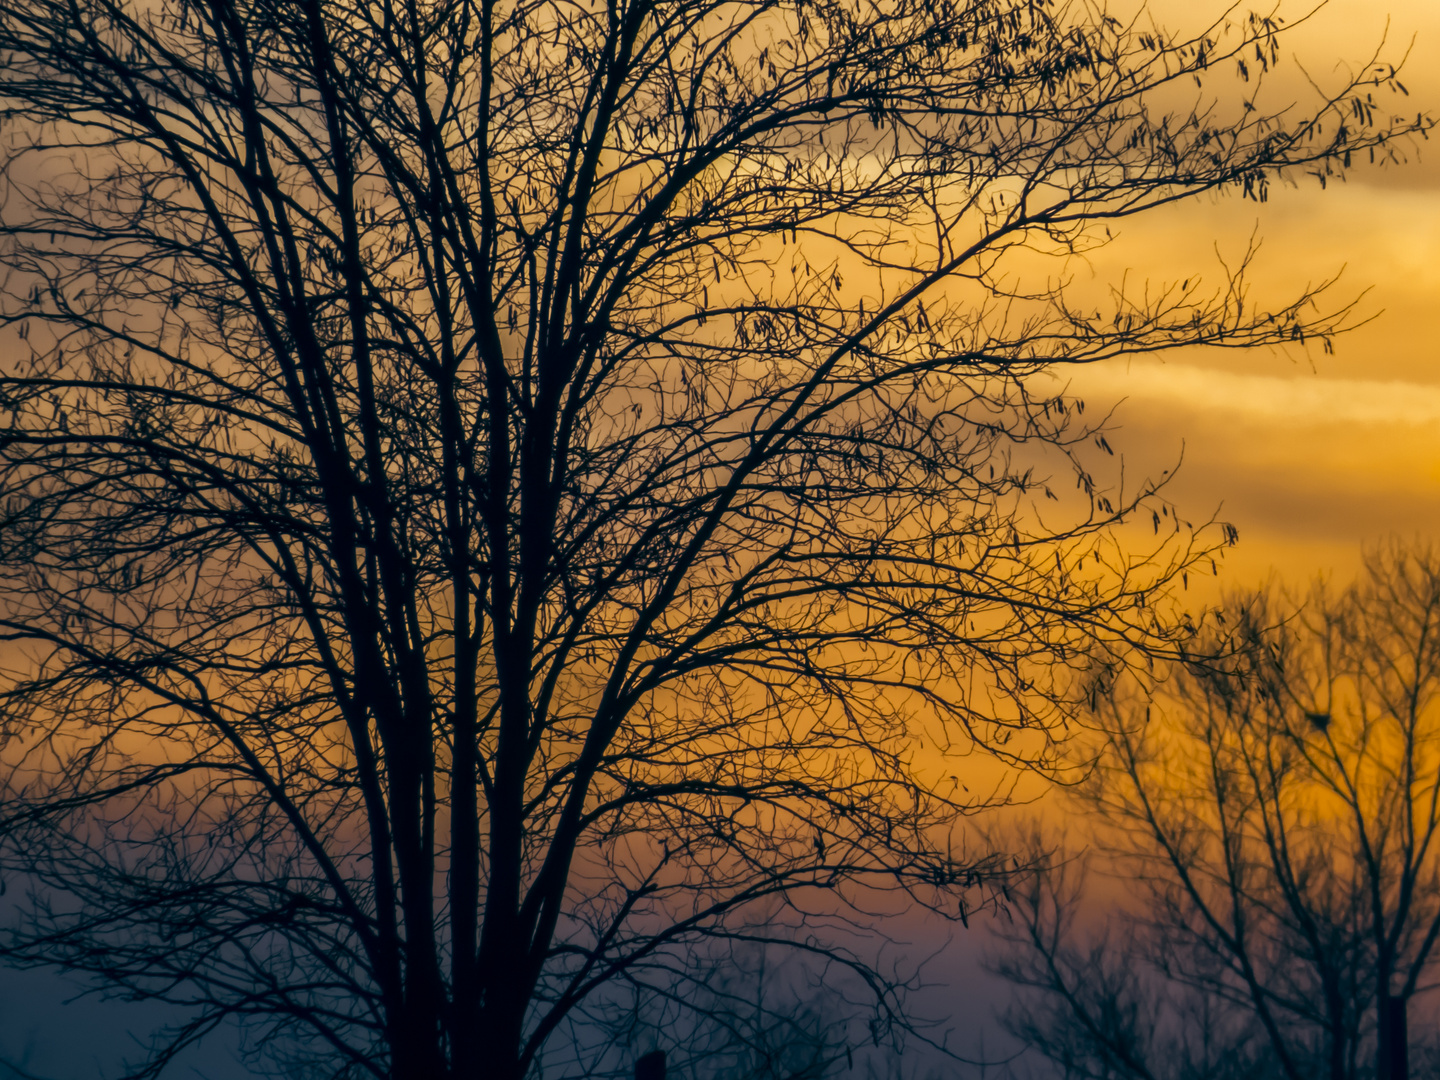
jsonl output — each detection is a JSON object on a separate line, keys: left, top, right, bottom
{"left": 577, "top": 940, "right": 846, "bottom": 1080}
{"left": 0, "top": 0, "right": 1424, "bottom": 1074}
{"left": 992, "top": 542, "right": 1440, "bottom": 1080}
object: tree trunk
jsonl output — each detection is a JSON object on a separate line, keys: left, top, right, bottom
{"left": 636, "top": 1050, "right": 666, "bottom": 1080}
{"left": 1378, "top": 993, "right": 1408, "bottom": 1080}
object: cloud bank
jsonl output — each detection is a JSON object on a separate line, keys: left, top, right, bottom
{"left": 1063, "top": 363, "right": 1440, "bottom": 428}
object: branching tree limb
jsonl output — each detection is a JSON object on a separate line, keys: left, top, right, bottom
{"left": 993, "top": 541, "right": 1440, "bottom": 1080}
{"left": 0, "top": 0, "right": 1426, "bottom": 1076}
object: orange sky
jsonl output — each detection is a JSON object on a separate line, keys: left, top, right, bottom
{"left": 914, "top": 4, "right": 1440, "bottom": 1046}
{"left": 0, "top": 3, "right": 1433, "bottom": 1075}
{"left": 1056, "top": 0, "right": 1440, "bottom": 593}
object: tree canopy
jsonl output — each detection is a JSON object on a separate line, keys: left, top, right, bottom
{"left": 0, "top": 0, "right": 1424, "bottom": 1075}
{"left": 994, "top": 542, "right": 1440, "bottom": 1080}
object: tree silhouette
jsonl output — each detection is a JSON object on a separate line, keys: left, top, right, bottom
{"left": 992, "top": 542, "right": 1440, "bottom": 1080}
{"left": 0, "top": 0, "right": 1424, "bottom": 1075}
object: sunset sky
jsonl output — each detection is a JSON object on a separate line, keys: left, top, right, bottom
{"left": 850, "top": 0, "right": 1440, "bottom": 1063}
{"left": 1066, "top": 0, "right": 1440, "bottom": 594}
{"left": 0, "top": 1, "right": 1434, "bottom": 1076}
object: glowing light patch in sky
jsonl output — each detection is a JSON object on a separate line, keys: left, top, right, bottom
{"left": 1067, "top": 362, "right": 1440, "bottom": 428}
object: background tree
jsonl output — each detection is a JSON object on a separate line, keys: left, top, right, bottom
{"left": 576, "top": 940, "right": 846, "bottom": 1080}
{"left": 991, "top": 541, "right": 1440, "bottom": 1080}
{"left": 0, "top": 0, "right": 1424, "bottom": 1075}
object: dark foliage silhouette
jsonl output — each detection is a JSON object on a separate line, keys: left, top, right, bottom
{"left": 993, "top": 542, "right": 1440, "bottom": 1080}
{"left": 0, "top": 0, "right": 1425, "bottom": 1075}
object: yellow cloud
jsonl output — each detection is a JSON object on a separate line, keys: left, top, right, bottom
{"left": 1063, "top": 362, "right": 1440, "bottom": 427}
